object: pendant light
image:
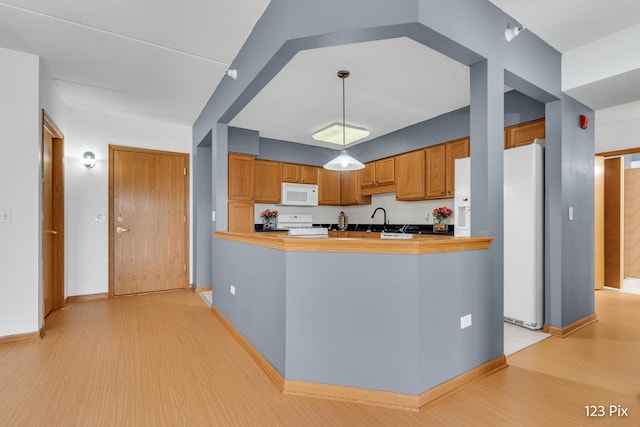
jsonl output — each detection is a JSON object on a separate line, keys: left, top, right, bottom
{"left": 323, "top": 70, "right": 365, "bottom": 171}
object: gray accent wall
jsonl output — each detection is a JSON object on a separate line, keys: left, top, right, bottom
{"left": 215, "top": 237, "right": 495, "bottom": 395}
{"left": 194, "top": 0, "right": 596, "bottom": 354}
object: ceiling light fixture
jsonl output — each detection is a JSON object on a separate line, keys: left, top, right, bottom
{"left": 225, "top": 69, "right": 238, "bottom": 80}
{"left": 323, "top": 70, "right": 365, "bottom": 171}
{"left": 505, "top": 25, "right": 525, "bottom": 42}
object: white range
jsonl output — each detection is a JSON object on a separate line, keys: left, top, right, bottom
{"left": 277, "top": 213, "right": 329, "bottom": 238}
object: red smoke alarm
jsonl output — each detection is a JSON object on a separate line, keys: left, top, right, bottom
{"left": 579, "top": 114, "right": 588, "bottom": 129}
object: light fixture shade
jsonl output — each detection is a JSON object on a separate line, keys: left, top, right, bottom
{"left": 505, "top": 26, "right": 523, "bottom": 42}
{"left": 313, "top": 122, "right": 370, "bottom": 145}
{"left": 323, "top": 149, "right": 365, "bottom": 171}
{"left": 80, "top": 151, "right": 96, "bottom": 168}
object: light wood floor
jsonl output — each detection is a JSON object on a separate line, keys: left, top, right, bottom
{"left": 1, "top": 290, "right": 638, "bottom": 426}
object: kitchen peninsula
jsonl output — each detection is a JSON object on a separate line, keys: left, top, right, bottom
{"left": 212, "top": 231, "right": 498, "bottom": 411}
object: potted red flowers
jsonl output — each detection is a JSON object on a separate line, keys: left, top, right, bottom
{"left": 432, "top": 206, "right": 452, "bottom": 233}
{"left": 261, "top": 209, "right": 279, "bottom": 230}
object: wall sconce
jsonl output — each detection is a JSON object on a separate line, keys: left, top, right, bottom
{"left": 225, "top": 69, "right": 238, "bottom": 80}
{"left": 505, "top": 25, "right": 525, "bottom": 42}
{"left": 80, "top": 151, "right": 96, "bottom": 168}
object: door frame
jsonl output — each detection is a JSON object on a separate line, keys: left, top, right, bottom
{"left": 42, "top": 110, "right": 65, "bottom": 313}
{"left": 596, "top": 147, "right": 640, "bottom": 289}
{"left": 108, "top": 145, "right": 190, "bottom": 297}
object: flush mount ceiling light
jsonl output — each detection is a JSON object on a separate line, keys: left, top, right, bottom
{"left": 80, "top": 151, "right": 96, "bottom": 168}
{"left": 505, "top": 25, "right": 525, "bottom": 42}
{"left": 313, "top": 123, "right": 370, "bottom": 146}
{"left": 323, "top": 70, "right": 365, "bottom": 171}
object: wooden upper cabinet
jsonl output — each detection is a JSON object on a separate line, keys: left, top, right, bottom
{"left": 254, "top": 160, "right": 282, "bottom": 203}
{"left": 376, "top": 157, "right": 395, "bottom": 184}
{"left": 228, "top": 152, "right": 255, "bottom": 201}
{"left": 318, "top": 168, "right": 341, "bottom": 205}
{"left": 445, "top": 137, "right": 470, "bottom": 197}
{"left": 360, "top": 163, "right": 376, "bottom": 187}
{"left": 300, "top": 165, "right": 319, "bottom": 184}
{"left": 360, "top": 158, "right": 395, "bottom": 187}
{"left": 505, "top": 118, "right": 545, "bottom": 149}
{"left": 425, "top": 144, "right": 446, "bottom": 199}
{"left": 395, "top": 150, "right": 426, "bottom": 201}
{"left": 282, "top": 163, "right": 318, "bottom": 184}
{"left": 341, "top": 171, "right": 371, "bottom": 206}
{"left": 228, "top": 202, "right": 254, "bottom": 233}
{"left": 282, "top": 163, "right": 300, "bottom": 182}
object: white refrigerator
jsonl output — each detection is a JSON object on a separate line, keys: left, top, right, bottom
{"left": 503, "top": 141, "right": 544, "bottom": 329}
{"left": 454, "top": 141, "right": 544, "bottom": 329}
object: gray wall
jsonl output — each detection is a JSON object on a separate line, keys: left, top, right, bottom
{"left": 214, "top": 239, "right": 287, "bottom": 374}
{"left": 215, "top": 237, "right": 495, "bottom": 395}
{"left": 236, "top": 89, "right": 544, "bottom": 166}
{"left": 194, "top": 0, "right": 595, "bottom": 338}
{"left": 194, "top": 137, "right": 212, "bottom": 288}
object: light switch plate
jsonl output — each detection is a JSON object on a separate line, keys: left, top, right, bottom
{"left": 0, "top": 208, "right": 12, "bottom": 223}
{"left": 460, "top": 314, "right": 472, "bottom": 329}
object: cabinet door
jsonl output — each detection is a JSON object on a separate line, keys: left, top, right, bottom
{"left": 228, "top": 153, "right": 254, "bottom": 201}
{"left": 395, "top": 150, "right": 426, "bottom": 200}
{"left": 375, "top": 157, "right": 395, "bottom": 184}
{"left": 445, "top": 138, "right": 470, "bottom": 197}
{"left": 318, "top": 168, "right": 341, "bottom": 205}
{"left": 300, "top": 165, "right": 319, "bottom": 184}
{"left": 360, "top": 162, "right": 376, "bottom": 187}
{"left": 254, "top": 160, "right": 282, "bottom": 203}
{"left": 505, "top": 118, "right": 545, "bottom": 149}
{"left": 282, "top": 163, "right": 300, "bottom": 182}
{"left": 228, "top": 202, "right": 254, "bottom": 233}
{"left": 341, "top": 171, "right": 371, "bottom": 205}
{"left": 425, "top": 144, "right": 446, "bottom": 199}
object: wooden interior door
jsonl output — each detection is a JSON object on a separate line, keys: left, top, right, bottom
{"left": 42, "top": 110, "right": 64, "bottom": 317}
{"left": 594, "top": 156, "right": 605, "bottom": 289}
{"left": 110, "top": 146, "right": 189, "bottom": 296}
{"left": 604, "top": 157, "right": 624, "bottom": 288}
{"left": 624, "top": 168, "right": 640, "bottom": 278}
{"left": 42, "top": 125, "right": 54, "bottom": 316}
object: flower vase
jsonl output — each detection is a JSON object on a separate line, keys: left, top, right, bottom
{"left": 433, "top": 221, "right": 448, "bottom": 233}
{"left": 263, "top": 217, "right": 277, "bottom": 231}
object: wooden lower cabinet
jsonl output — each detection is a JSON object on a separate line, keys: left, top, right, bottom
{"left": 395, "top": 150, "right": 426, "bottom": 201}
{"left": 228, "top": 202, "right": 254, "bottom": 234}
{"left": 254, "top": 160, "right": 282, "bottom": 203}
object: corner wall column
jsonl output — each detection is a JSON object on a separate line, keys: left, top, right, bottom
{"left": 469, "top": 59, "right": 505, "bottom": 349}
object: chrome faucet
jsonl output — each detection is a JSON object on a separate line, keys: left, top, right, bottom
{"left": 371, "top": 207, "right": 387, "bottom": 227}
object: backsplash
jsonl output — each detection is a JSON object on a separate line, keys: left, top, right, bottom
{"left": 254, "top": 193, "right": 455, "bottom": 226}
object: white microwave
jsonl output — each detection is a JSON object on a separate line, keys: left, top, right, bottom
{"left": 281, "top": 183, "right": 318, "bottom": 206}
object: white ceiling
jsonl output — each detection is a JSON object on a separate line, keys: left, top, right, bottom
{"left": 1, "top": 0, "right": 640, "bottom": 141}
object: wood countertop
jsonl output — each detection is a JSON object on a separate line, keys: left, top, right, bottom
{"left": 215, "top": 231, "right": 493, "bottom": 255}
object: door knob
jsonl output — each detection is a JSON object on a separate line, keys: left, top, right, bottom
{"left": 45, "top": 229, "right": 58, "bottom": 235}
{"left": 116, "top": 226, "right": 130, "bottom": 234}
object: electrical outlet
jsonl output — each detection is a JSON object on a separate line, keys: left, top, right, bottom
{"left": 230, "top": 285, "right": 236, "bottom": 296}
{"left": 424, "top": 212, "right": 430, "bottom": 220}
{"left": 460, "top": 314, "right": 472, "bottom": 329}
